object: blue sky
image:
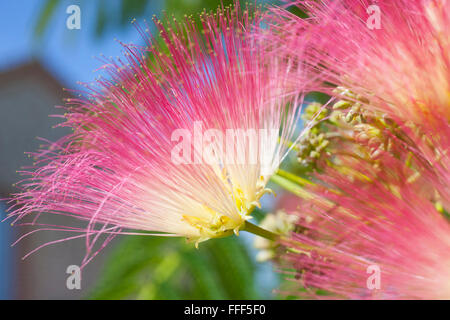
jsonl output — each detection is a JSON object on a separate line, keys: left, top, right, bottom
{"left": 0, "top": 1, "right": 161, "bottom": 88}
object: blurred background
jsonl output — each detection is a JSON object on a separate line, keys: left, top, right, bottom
{"left": 0, "top": 0, "right": 283, "bottom": 300}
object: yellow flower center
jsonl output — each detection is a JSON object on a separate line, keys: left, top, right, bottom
{"left": 182, "top": 174, "right": 273, "bottom": 247}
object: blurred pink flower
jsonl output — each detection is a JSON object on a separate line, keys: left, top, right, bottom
{"left": 273, "top": 0, "right": 449, "bottom": 121}
{"left": 269, "top": 0, "right": 449, "bottom": 177}
{"left": 279, "top": 143, "right": 450, "bottom": 299}
{"left": 268, "top": 0, "right": 450, "bottom": 298}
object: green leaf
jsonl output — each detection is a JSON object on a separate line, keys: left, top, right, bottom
{"left": 87, "top": 234, "right": 271, "bottom": 299}
{"left": 34, "top": 0, "right": 60, "bottom": 38}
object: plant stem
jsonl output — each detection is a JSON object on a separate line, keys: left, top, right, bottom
{"left": 276, "top": 169, "right": 315, "bottom": 187}
{"left": 242, "top": 221, "right": 278, "bottom": 241}
{"left": 270, "top": 174, "right": 314, "bottom": 199}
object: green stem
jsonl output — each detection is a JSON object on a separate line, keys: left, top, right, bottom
{"left": 276, "top": 169, "right": 315, "bottom": 187}
{"left": 242, "top": 221, "right": 278, "bottom": 241}
{"left": 270, "top": 173, "right": 314, "bottom": 199}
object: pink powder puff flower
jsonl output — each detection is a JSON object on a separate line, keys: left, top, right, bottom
{"left": 278, "top": 151, "right": 450, "bottom": 299}
{"left": 268, "top": 0, "right": 449, "bottom": 180}
{"left": 6, "top": 5, "right": 309, "bottom": 266}
{"left": 271, "top": 0, "right": 450, "bottom": 123}
{"left": 264, "top": 2, "right": 450, "bottom": 298}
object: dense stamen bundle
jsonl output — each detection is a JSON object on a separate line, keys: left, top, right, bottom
{"left": 7, "top": 5, "right": 308, "bottom": 265}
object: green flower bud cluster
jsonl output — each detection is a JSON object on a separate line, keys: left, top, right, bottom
{"left": 297, "top": 128, "right": 330, "bottom": 167}
{"left": 297, "top": 87, "right": 399, "bottom": 169}
{"left": 353, "top": 123, "right": 393, "bottom": 159}
{"left": 302, "top": 102, "right": 329, "bottom": 123}
{"left": 297, "top": 102, "right": 331, "bottom": 169}
{"left": 331, "top": 86, "right": 371, "bottom": 125}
